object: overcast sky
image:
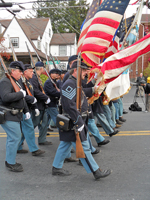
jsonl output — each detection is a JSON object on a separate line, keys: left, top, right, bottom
{"left": 0, "top": 0, "right": 150, "bottom": 20}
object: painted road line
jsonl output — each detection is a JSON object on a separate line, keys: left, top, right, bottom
{"left": 1, "top": 131, "right": 150, "bottom": 137}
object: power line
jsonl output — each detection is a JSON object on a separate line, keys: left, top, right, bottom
{"left": 12, "top": 0, "right": 77, "bottom": 5}
{"left": 0, "top": 5, "right": 87, "bottom": 11}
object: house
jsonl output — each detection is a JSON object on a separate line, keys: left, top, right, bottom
{"left": 0, "top": 17, "right": 77, "bottom": 72}
{"left": 0, "top": 17, "right": 52, "bottom": 65}
{"left": 50, "top": 33, "right": 77, "bottom": 69}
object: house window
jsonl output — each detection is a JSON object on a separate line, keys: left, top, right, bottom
{"left": 10, "top": 37, "right": 19, "bottom": 48}
{"left": 37, "top": 40, "right": 41, "bottom": 50}
{"left": 59, "top": 45, "right": 67, "bottom": 56}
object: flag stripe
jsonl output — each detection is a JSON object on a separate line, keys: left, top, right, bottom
{"left": 88, "top": 34, "right": 150, "bottom": 104}
{"left": 77, "top": 0, "right": 102, "bottom": 54}
{"left": 91, "top": 17, "right": 120, "bottom": 29}
{"left": 81, "top": 0, "right": 130, "bottom": 66}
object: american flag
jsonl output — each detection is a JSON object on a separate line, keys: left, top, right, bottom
{"left": 77, "top": 0, "right": 103, "bottom": 55}
{"left": 105, "top": 15, "right": 135, "bottom": 59}
{"left": 88, "top": 33, "right": 150, "bottom": 104}
{"left": 81, "top": 0, "right": 130, "bottom": 67}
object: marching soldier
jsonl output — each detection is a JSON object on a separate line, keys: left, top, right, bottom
{"left": 57, "top": 70, "right": 67, "bottom": 89}
{"left": 17, "top": 64, "right": 45, "bottom": 156}
{"left": 44, "top": 68, "right": 61, "bottom": 126}
{"left": 52, "top": 61, "right": 111, "bottom": 180}
{"left": 30, "top": 61, "right": 52, "bottom": 145}
{"left": 63, "top": 55, "right": 77, "bottom": 83}
{"left": 0, "top": 61, "right": 29, "bottom": 172}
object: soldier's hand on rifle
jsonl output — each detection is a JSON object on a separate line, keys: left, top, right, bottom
{"left": 35, "top": 109, "right": 40, "bottom": 117}
{"left": 45, "top": 97, "right": 51, "bottom": 104}
{"left": 25, "top": 112, "right": 31, "bottom": 120}
{"left": 78, "top": 124, "right": 84, "bottom": 132}
{"left": 31, "top": 97, "right": 37, "bottom": 104}
{"left": 56, "top": 88, "right": 60, "bottom": 92}
{"left": 20, "top": 89, "right": 26, "bottom": 97}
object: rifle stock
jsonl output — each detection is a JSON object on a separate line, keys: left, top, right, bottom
{"left": 25, "top": 42, "right": 45, "bottom": 94}
{"left": 8, "top": 35, "right": 33, "bottom": 96}
{"left": 0, "top": 55, "right": 20, "bottom": 92}
{"left": 76, "top": 53, "right": 85, "bottom": 159}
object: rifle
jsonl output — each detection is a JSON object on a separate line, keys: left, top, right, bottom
{"left": 8, "top": 35, "right": 33, "bottom": 96}
{"left": 42, "top": 45, "right": 60, "bottom": 92}
{"left": 0, "top": 54, "right": 20, "bottom": 92}
{"left": 49, "top": 52, "right": 57, "bottom": 69}
{"left": 75, "top": 52, "right": 85, "bottom": 158}
{"left": 25, "top": 42, "right": 45, "bottom": 94}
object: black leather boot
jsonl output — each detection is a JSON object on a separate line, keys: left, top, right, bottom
{"left": 93, "top": 168, "right": 111, "bottom": 180}
{"left": 52, "top": 167, "right": 71, "bottom": 176}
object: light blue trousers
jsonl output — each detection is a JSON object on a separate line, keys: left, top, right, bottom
{"left": 31, "top": 110, "right": 48, "bottom": 144}
{"left": 46, "top": 107, "right": 58, "bottom": 126}
{"left": 113, "top": 102, "right": 119, "bottom": 120}
{"left": 1, "top": 121, "right": 21, "bottom": 164}
{"left": 118, "top": 98, "right": 123, "bottom": 117}
{"left": 102, "top": 104, "right": 116, "bottom": 129}
{"left": 109, "top": 103, "right": 116, "bottom": 124}
{"left": 94, "top": 112, "right": 114, "bottom": 135}
{"left": 88, "top": 118, "right": 105, "bottom": 144}
{"left": 18, "top": 114, "right": 39, "bottom": 152}
{"left": 53, "top": 140, "right": 99, "bottom": 173}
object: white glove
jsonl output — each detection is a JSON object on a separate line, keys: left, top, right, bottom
{"left": 20, "top": 89, "right": 26, "bottom": 97}
{"left": 94, "top": 73, "right": 98, "bottom": 79}
{"left": 35, "top": 109, "right": 40, "bottom": 117}
{"left": 31, "top": 97, "right": 37, "bottom": 104}
{"left": 78, "top": 124, "right": 84, "bottom": 132}
{"left": 45, "top": 98, "right": 51, "bottom": 104}
{"left": 25, "top": 112, "right": 31, "bottom": 120}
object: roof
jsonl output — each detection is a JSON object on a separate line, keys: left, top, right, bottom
{"left": 0, "top": 18, "right": 49, "bottom": 39}
{"left": 50, "top": 33, "right": 76, "bottom": 45}
{"left": 0, "top": 19, "right": 11, "bottom": 28}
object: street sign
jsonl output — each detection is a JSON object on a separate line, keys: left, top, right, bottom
{"left": 46, "top": 60, "right": 60, "bottom": 65}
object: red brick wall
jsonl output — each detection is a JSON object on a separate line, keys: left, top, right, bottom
{"left": 129, "top": 24, "right": 150, "bottom": 81}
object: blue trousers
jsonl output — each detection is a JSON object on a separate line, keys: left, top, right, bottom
{"left": 118, "top": 98, "right": 123, "bottom": 117}
{"left": 88, "top": 118, "right": 105, "bottom": 144}
{"left": 109, "top": 103, "right": 116, "bottom": 124}
{"left": 102, "top": 104, "right": 116, "bottom": 129}
{"left": 87, "top": 131, "right": 96, "bottom": 153}
{"left": 46, "top": 106, "right": 58, "bottom": 126}
{"left": 53, "top": 140, "right": 99, "bottom": 173}
{"left": 94, "top": 112, "right": 114, "bottom": 135}
{"left": 1, "top": 121, "right": 21, "bottom": 164}
{"left": 18, "top": 114, "right": 39, "bottom": 152}
{"left": 31, "top": 110, "right": 48, "bottom": 144}
{"left": 113, "top": 102, "right": 119, "bottom": 120}
{"left": 60, "top": 131, "right": 96, "bottom": 159}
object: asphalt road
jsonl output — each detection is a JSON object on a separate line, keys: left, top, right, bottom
{"left": 0, "top": 86, "right": 150, "bottom": 200}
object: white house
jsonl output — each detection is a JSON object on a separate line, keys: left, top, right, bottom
{"left": 0, "top": 17, "right": 77, "bottom": 70}
{"left": 50, "top": 33, "right": 77, "bottom": 69}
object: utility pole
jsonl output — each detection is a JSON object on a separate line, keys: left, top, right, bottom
{"left": 0, "top": 3, "right": 12, "bottom": 7}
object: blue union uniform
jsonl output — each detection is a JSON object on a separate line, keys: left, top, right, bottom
{"left": 44, "top": 78, "right": 60, "bottom": 125}
{"left": 17, "top": 78, "right": 39, "bottom": 152}
{"left": 0, "top": 76, "right": 29, "bottom": 165}
{"left": 30, "top": 74, "right": 49, "bottom": 144}
{"left": 52, "top": 76, "right": 99, "bottom": 173}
